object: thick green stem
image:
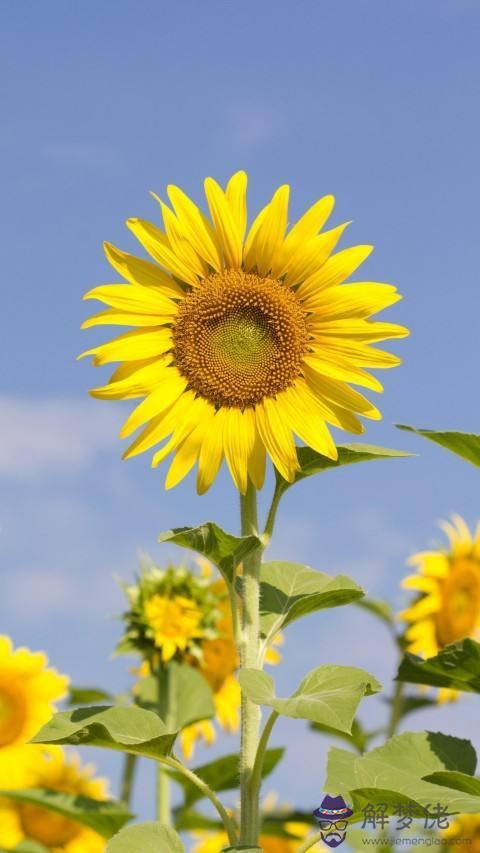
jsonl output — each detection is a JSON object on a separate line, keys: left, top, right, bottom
{"left": 264, "top": 482, "right": 283, "bottom": 541}
{"left": 156, "top": 665, "right": 172, "bottom": 826}
{"left": 297, "top": 831, "right": 322, "bottom": 852}
{"left": 119, "top": 753, "right": 137, "bottom": 807}
{"left": 387, "top": 679, "right": 405, "bottom": 738}
{"left": 239, "top": 481, "right": 263, "bottom": 845}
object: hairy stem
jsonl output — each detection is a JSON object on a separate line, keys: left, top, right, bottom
{"left": 119, "top": 753, "right": 138, "bottom": 807}
{"left": 239, "top": 481, "right": 263, "bottom": 845}
{"left": 250, "top": 709, "right": 279, "bottom": 806}
{"left": 156, "top": 665, "right": 172, "bottom": 826}
{"left": 264, "top": 482, "right": 283, "bottom": 541}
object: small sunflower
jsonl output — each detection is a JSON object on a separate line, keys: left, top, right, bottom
{"left": 399, "top": 515, "right": 480, "bottom": 701}
{"left": 80, "top": 172, "right": 408, "bottom": 493}
{"left": 443, "top": 814, "right": 480, "bottom": 852}
{"left": 0, "top": 749, "right": 107, "bottom": 852}
{"left": 119, "top": 564, "right": 221, "bottom": 663}
{"left": 0, "top": 635, "right": 68, "bottom": 787}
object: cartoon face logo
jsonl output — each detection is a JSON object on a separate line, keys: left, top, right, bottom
{"left": 313, "top": 795, "right": 353, "bottom": 848}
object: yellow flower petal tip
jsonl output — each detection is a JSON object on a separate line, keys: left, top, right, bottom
{"left": 81, "top": 173, "right": 408, "bottom": 492}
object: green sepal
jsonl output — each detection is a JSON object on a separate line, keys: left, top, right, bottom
{"left": 106, "top": 822, "right": 184, "bottom": 852}
{"left": 0, "top": 788, "right": 132, "bottom": 840}
{"left": 159, "top": 522, "right": 262, "bottom": 585}
{"left": 31, "top": 705, "right": 177, "bottom": 760}
{"left": 239, "top": 665, "right": 381, "bottom": 733}
{"left": 396, "top": 424, "right": 480, "bottom": 467}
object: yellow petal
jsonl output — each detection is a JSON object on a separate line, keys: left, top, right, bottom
{"left": 276, "top": 383, "right": 339, "bottom": 456}
{"left": 158, "top": 200, "right": 208, "bottom": 279}
{"left": 79, "top": 328, "right": 173, "bottom": 365}
{"left": 303, "top": 353, "right": 384, "bottom": 393}
{"left": 83, "top": 284, "right": 177, "bottom": 316}
{"left": 407, "top": 551, "right": 450, "bottom": 578}
{"left": 271, "top": 194, "right": 335, "bottom": 276}
{"left": 204, "top": 177, "right": 243, "bottom": 268}
{"left": 310, "top": 339, "right": 401, "bottom": 369}
{"left": 221, "top": 407, "right": 256, "bottom": 494}
{"left": 226, "top": 171, "right": 248, "bottom": 242}
{"left": 244, "top": 185, "right": 290, "bottom": 275}
{"left": 282, "top": 223, "right": 350, "bottom": 287}
{"left": 90, "top": 357, "right": 172, "bottom": 400}
{"left": 303, "top": 367, "right": 381, "bottom": 420}
{"left": 255, "top": 397, "right": 299, "bottom": 481}
{"left": 197, "top": 416, "right": 225, "bottom": 495}
{"left": 167, "top": 184, "right": 222, "bottom": 271}
{"left": 297, "top": 245, "right": 374, "bottom": 296}
{"left": 119, "top": 369, "right": 187, "bottom": 437}
{"left": 103, "top": 242, "right": 184, "bottom": 299}
{"left": 81, "top": 308, "right": 174, "bottom": 329}
{"left": 165, "top": 424, "right": 205, "bottom": 490}
{"left": 123, "top": 391, "right": 197, "bottom": 459}
{"left": 307, "top": 318, "right": 410, "bottom": 343}
{"left": 247, "top": 425, "right": 267, "bottom": 491}
{"left": 401, "top": 575, "right": 440, "bottom": 593}
{"left": 127, "top": 218, "right": 199, "bottom": 287}
{"left": 309, "top": 283, "right": 401, "bottom": 320}
{"left": 399, "top": 593, "right": 442, "bottom": 622}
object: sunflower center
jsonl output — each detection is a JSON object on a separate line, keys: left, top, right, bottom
{"left": 436, "top": 558, "right": 480, "bottom": 646}
{"left": 172, "top": 270, "right": 309, "bottom": 408}
{"left": 0, "top": 684, "right": 26, "bottom": 746}
{"left": 20, "top": 803, "right": 81, "bottom": 847}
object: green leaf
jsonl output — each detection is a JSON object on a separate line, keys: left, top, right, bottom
{"left": 276, "top": 443, "right": 413, "bottom": 494}
{"left": 325, "top": 731, "right": 480, "bottom": 819}
{"left": 107, "top": 822, "right": 184, "bottom": 852}
{"left": 169, "top": 748, "right": 284, "bottom": 808}
{"left": 0, "top": 788, "right": 132, "bottom": 840}
{"left": 258, "top": 561, "right": 363, "bottom": 639}
{"left": 312, "top": 718, "right": 381, "bottom": 754}
{"left": 423, "top": 771, "right": 480, "bottom": 795}
{"left": 223, "top": 848, "right": 262, "bottom": 852}
{"left": 136, "top": 663, "right": 215, "bottom": 729}
{"left": 31, "top": 705, "right": 177, "bottom": 760}
{"left": 396, "top": 639, "right": 480, "bottom": 693}
{"left": 239, "top": 665, "right": 381, "bottom": 733}
{"left": 159, "top": 522, "right": 262, "bottom": 585}
{"left": 396, "top": 425, "right": 480, "bottom": 467}
{"left": 68, "top": 686, "right": 114, "bottom": 706}
{"left": 355, "top": 597, "right": 395, "bottom": 628}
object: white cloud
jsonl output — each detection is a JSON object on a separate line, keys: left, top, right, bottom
{"left": 0, "top": 396, "right": 122, "bottom": 479}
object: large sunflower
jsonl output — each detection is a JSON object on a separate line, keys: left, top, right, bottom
{"left": 81, "top": 173, "right": 408, "bottom": 493}
{"left": 0, "top": 749, "right": 107, "bottom": 852}
{"left": 399, "top": 515, "right": 480, "bottom": 700}
{"left": 0, "top": 635, "right": 68, "bottom": 786}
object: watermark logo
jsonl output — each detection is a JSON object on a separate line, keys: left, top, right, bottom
{"left": 313, "top": 794, "right": 353, "bottom": 848}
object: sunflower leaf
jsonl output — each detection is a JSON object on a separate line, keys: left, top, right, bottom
{"left": 275, "top": 443, "right": 413, "bottom": 494}
{"left": 106, "top": 822, "right": 184, "bottom": 852}
{"left": 168, "top": 748, "right": 284, "bottom": 808}
{"left": 396, "top": 425, "right": 480, "bottom": 467}
{"left": 136, "top": 663, "right": 215, "bottom": 729}
{"left": 239, "top": 665, "right": 381, "bottom": 732}
{"left": 422, "top": 771, "right": 480, "bottom": 795}
{"left": 325, "top": 731, "right": 479, "bottom": 820}
{"left": 31, "top": 705, "right": 178, "bottom": 760}
{"left": 396, "top": 639, "right": 480, "bottom": 693}
{"left": 68, "top": 686, "right": 114, "bottom": 706}
{"left": 259, "top": 561, "right": 364, "bottom": 640}
{"left": 159, "top": 522, "right": 262, "bottom": 585}
{"left": 0, "top": 789, "right": 132, "bottom": 840}
{"left": 355, "top": 597, "right": 395, "bottom": 628}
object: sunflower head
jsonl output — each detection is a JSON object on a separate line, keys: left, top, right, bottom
{"left": 443, "top": 814, "right": 480, "bottom": 853}
{"left": 81, "top": 172, "right": 408, "bottom": 494}
{"left": 399, "top": 515, "right": 480, "bottom": 699}
{"left": 0, "top": 635, "right": 68, "bottom": 787}
{"left": 0, "top": 749, "right": 107, "bottom": 852}
{"left": 119, "top": 563, "right": 223, "bottom": 664}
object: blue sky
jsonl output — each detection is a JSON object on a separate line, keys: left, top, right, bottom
{"left": 2, "top": 0, "right": 480, "bottom": 846}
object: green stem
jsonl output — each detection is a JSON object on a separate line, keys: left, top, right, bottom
{"left": 119, "top": 753, "right": 137, "bottom": 807}
{"left": 239, "top": 481, "right": 263, "bottom": 846}
{"left": 387, "top": 679, "right": 405, "bottom": 738}
{"left": 297, "top": 831, "right": 322, "bottom": 852}
{"left": 156, "top": 665, "right": 172, "bottom": 826}
{"left": 264, "top": 482, "right": 283, "bottom": 541}
{"left": 161, "top": 756, "right": 238, "bottom": 846}
{"left": 250, "top": 710, "right": 279, "bottom": 806}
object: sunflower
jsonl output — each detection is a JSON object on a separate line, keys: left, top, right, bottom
{"left": 0, "top": 635, "right": 68, "bottom": 787}
{"left": 80, "top": 172, "right": 408, "bottom": 493}
{"left": 180, "top": 574, "right": 282, "bottom": 760}
{"left": 0, "top": 749, "right": 107, "bottom": 852}
{"left": 442, "top": 814, "right": 480, "bottom": 852}
{"left": 399, "top": 515, "right": 480, "bottom": 701}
